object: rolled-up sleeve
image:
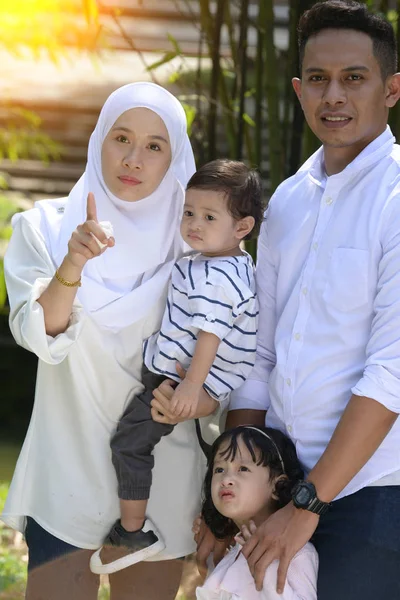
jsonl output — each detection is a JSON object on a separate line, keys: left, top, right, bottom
{"left": 4, "top": 216, "right": 85, "bottom": 365}
{"left": 352, "top": 199, "right": 400, "bottom": 412}
{"left": 229, "top": 211, "right": 277, "bottom": 412}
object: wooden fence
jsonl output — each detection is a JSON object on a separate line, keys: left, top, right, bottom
{"left": 0, "top": 0, "right": 289, "bottom": 201}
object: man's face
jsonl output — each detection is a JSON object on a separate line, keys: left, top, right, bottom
{"left": 292, "top": 29, "right": 396, "bottom": 153}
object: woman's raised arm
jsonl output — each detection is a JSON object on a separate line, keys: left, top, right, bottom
{"left": 37, "top": 193, "right": 114, "bottom": 336}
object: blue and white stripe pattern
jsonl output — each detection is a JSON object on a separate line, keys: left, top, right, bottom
{"left": 143, "top": 252, "right": 258, "bottom": 400}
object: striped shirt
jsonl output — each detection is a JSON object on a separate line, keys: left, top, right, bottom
{"left": 143, "top": 252, "right": 258, "bottom": 400}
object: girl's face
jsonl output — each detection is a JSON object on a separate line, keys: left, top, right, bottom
{"left": 211, "top": 436, "right": 278, "bottom": 528}
{"left": 101, "top": 107, "right": 172, "bottom": 202}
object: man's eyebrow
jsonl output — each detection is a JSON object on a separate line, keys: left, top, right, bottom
{"left": 111, "top": 126, "right": 169, "bottom": 143}
{"left": 342, "top": 66, "right": 370, "bottom": 73}
{"left": 304, "top": 65, "right": 370, "bottom": 74}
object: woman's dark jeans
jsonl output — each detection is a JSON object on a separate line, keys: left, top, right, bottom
{"left": 25, "top": 517, "right": 81, "bottom": 571}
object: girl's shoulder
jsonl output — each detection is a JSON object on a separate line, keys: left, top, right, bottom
{"left": 292, "top": 541, "right": 319, "bottom": 563}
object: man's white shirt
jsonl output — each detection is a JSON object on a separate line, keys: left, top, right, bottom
{"left": 230, "top": 127, "right": 400, "bottom": 499}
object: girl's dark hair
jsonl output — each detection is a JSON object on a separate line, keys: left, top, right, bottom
{"left": 186, "top": 159, "right": 264, "bottom": 240}
{"left": 298, "top": 1, "right": 397, "bottom": 81}
{"left": 201, "top": 426, "right": 304, "bottom": 540}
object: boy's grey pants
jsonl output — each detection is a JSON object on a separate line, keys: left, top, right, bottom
{"left": 110, "top": 366, "right": 174, "bottom": 501}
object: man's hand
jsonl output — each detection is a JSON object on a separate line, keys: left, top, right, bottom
{"left": 170, "top": 378, "right": 202, "bottom": 419}
{"left": 242, "top": 502, "right": 319, "bottom": 593}
{"left": 193, "top": 515, "right": 232, "bottom": 578}
{"left": 151, "top": 363, "right": 218, "bottom": 424}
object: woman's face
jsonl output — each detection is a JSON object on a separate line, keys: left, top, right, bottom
{"left": 101, "top": 107, "right": 172, "bottom": 202}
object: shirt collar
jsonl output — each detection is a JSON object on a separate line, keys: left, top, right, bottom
{"left": 304, "top": 126, "right": 395, "bottom": 188}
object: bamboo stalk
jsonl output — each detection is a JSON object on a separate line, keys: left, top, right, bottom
{"left": 236, "top": 0, "right": 249, "bottom": 160}
{"left": 264, "top": 0, "right": 284, "bottom": 192}
{"left": 198, "top": 0, "right": 236, "bottom": 157}
{"left": 203, "top": 0, "right": 226, "bottom": 160}
{"left": 224, "top": 1, "right": 238, "bottom": 102}
{"left": 255, "top": 0, "right": 267, "bottom": 171}
{"left": 283, "top": 0, "right": 299, "bottom": 175}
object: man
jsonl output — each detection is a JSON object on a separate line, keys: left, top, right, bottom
{"left": 191, "top": 2, "right": 400, "bottom": 599}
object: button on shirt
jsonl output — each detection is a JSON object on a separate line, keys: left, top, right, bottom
{"left": 230, "top": 127, "right": 400, "bottom": 499}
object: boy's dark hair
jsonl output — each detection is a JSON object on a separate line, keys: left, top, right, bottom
{"left": 186, "top": 159, "right": 264, "bottom": 240}
{"left": 201, "top": 426, "right": 304, "bottom": 540}
{"left": 298, "top": 1, "right": 397, "bottom": 80}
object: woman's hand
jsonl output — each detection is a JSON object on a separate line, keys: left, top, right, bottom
{"left": 151, "top": 363, "right": 218, "bottom": 424}
{"left": 66, "top": 192, "right": 115, "bottom": 271}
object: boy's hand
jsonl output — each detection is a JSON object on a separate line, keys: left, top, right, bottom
{"left": 170, "top": 378, "right": 202, "bottom": 419}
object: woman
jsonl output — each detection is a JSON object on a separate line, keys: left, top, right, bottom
{"left": 2, "top": 82, "right": 219, "bottom": 600}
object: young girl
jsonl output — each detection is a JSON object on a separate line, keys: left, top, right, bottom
{"left": 196, "top": 426, "right": 318, "bottom": 599}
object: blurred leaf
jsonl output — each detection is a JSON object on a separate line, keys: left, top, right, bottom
{"left": 243, "top": 113, "right": 255, "bottom": 127}
{"left": 0, "top": 261, "right": 6, "bottom": 311}
{"left": 146, "top": 52, "right": 178, "bottom": 72}
{"left": 167, "top": 33, "right": 182, "bottom": 55}
{"left": 11, "top": 108, "right": 41, "bottom": 128}
{"left": 0, "top": 128, "right": 62, "bottom": 163}
{"left": 0, "top": 225, "right": 13, "bottom": 241}
{"left": 0, "top": 174, "right": 8, "bottom": 190}
{"left": 245, "top": 88, "right": 256, "bottom": 98}
{"left": 169, "top": 71, "right": 182, "bottom": 84}
{"left": 82, "top": 0, "right": 99, "bottom": 25}
{"left": 181, "top": 102, "right": 197, "bottom": 136}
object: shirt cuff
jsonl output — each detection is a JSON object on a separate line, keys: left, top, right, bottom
{"left": 20, "top": 277, "right": 85, "bottom": 364}
{"left": 191, "top": 315, "right": 230, "bottom": 341}
{"left": 352, "top": 365, "right": 400, "bottom": 413}
{"left": 228, "top": 378, "right": 270, "bottom": 411}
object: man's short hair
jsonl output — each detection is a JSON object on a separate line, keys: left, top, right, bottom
{"left": 298, "top": 0, "right": 397, "bottom": 80}
{"left": 186, "top": 159, "right": 264, "bottom": 240}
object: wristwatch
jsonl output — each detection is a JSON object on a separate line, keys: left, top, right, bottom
{"left": 292, "top": 481, "right": 331, "bottom": 516}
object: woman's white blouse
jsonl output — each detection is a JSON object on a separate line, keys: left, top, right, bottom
{"left": 1, "top": 207, "right": 221, "bottom": 556}
{"left": 196, "top": 543, "right": 318, "bottom": 600}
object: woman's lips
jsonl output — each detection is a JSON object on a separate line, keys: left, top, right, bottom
{"left": 118, "top": 176, "right": 142, "bottom": 186}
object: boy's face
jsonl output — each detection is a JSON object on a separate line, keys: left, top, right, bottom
{"left": 292, "top": 29, "right": 399, "bottom": 160}
{"left": 181, "top": 188, "right": 246, "bottom": 256}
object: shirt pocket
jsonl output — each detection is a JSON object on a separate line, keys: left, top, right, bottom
{"left": 323, "top": 248, "right": 369, "bottom": 312}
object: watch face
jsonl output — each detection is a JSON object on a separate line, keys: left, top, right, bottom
{"left": 296, "top": 486, "right": 312, "bottom": 505}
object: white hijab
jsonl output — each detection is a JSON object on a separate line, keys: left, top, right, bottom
{"left": 36, "top": 82, "right": 196, "bottom": 331}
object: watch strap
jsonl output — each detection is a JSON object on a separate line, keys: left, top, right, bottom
{"left": 307, "top": 496, "right": 331, "bottom": 516}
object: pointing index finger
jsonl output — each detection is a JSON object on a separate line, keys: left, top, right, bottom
{"left": 86, "top": 192, "right": 98, "bottom": 222}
